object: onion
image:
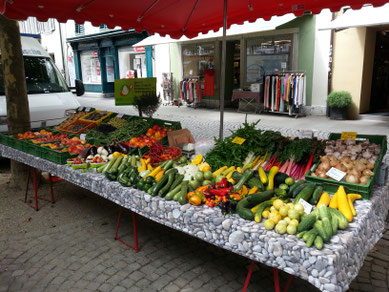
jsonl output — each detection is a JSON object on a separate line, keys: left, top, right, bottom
{"left": 355, "top": 162, "right": 366, "bottom": 172}
{"left": 362, "top": 169, "right": 374, "bottom": 176}
{"left": 360, "top": 176, "right": 369, "bottom": 185}
{"left": 320, "top": 156, "right": 329, "bottom": 162}
{"left": 315, "top": 169, "right": 327, "bottom": 177}
{"left": 348, "top": 169, "right": 361, "bottom": 179}
{"left": 343, "top": 161, "right": 354, "bottom": 170}
{"left": 318, "top": 161, "right": 330, "bottom": 171}
{"left": 358, "top": 158, "right": 368, "bottom": 165}
{"left": 340, "top": 156, "right": 351, "bottom": 163}
{"left": 366, "top": 162, "right": 374, "bottom": 170}
{"left": 362, "top": 150, "right": 372, "bottom": 159}
{"left": 318, "top": 172, "right": 328, "bottom": 178}
{"left": 346, "top": 174, "right": 359, "bottom": 184}
{"left": 335, "top": 163, "right": 347, "bottom": 173}
{"left": 330, "top": 160, "right": 339, "bottom": 167}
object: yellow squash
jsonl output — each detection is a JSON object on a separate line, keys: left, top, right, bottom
{"left": 336, "top": 186, "right": 353, "bottom": 222}
{"left": 258, "top": 167, "right": 267, "bottom": 184}
{"left": 329, "top": 192, "right": 338, "bottom": 209}
{"left": 266, "top": 166, "right": 279, "bottom": 190}
{"left": 213, "top": 166, "right": 227, "bottom": 177}
{"left": 347, "top": 196, "right": 356, "bottom": 216}
{"left": 316, "top": 192, "right": 331, "bottom": 208}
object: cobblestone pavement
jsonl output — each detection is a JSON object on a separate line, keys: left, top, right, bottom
{"left": 1, "top": 104, "right": 389, "bottom": 291}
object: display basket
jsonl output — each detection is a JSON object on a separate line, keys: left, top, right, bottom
{"left": 79, "top": 110, "right": 112, "bottom": 125}
{"left": 59, "top": 120, "right": 95, "bottom": 134}
{"left": 305, "top": 133, "right": 387, "bottom": 199}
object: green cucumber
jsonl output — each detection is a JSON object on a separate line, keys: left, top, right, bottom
{"left": 297, "top": 212, "right": 318, "bottom": 232}
{"left": 328, "top": 207, "right": 349, "bottom": 229}
{"left": 288, "top": 180, "right": 305, "bottom": 197}
{"left": 294, "top": 183, "right": 316, "bottom": 204}
{"left": 296, "top": 231, "right": 307, "bottom": 239}
{"left": 246, "top": 190, "right": 275, "bottom": 205}
{"left": 152, "top": 173, "right": 170, "bottom": 196}
{"left": 314, "top": 235, "right": 324, "bottom": 250}
{"left": 331, "top": 214, "right": 339, "bottom": 235}
{"left": 310, "top": 186, "right": 323, "bottom": 204}
{"left": 159, "top": 171, "right": 176, "bottom": 197}
{"left": 314, "top": 220, "right": 330, "bottom": 243}
{"left": 322, "top": 217, "right": 333, "bottom": 239}
{"left": 169, "top": 174, "right": 184, "bottom": 192}
{"left": 237, "top": 190, "right": 275, "bottom": 221}
{"left": 306, "top": 229, "right": 318, "bottom": 247}
{"left": 102, "top": 157, "right": 117, "bottom": 174}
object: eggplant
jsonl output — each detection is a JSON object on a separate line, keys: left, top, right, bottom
{"left": 105, "top": 145, "right": 114, "bottom": 155}
{"left": 78, "top": 147, "right": 90, "bottom": 159}
{"left": 117, "top": 142, "right": 129, "bottom": 153}
{"left": 88, "top": 146, "right": 97, "bottom": 156}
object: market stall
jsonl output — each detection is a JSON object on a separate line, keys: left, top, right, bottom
{"left": 0, "top": 110, "right": 388, "bottom": 292}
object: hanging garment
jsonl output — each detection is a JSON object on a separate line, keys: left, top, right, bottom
{"left": 204, "top": 69, "right": 215, "bottom": 96}
{"left": 195, "top": 82, "right": 202, "bottom": 102}
{"left": 276, "top": 76, "right": 282, "bottom": 111}
{"left": 264, "top": 76, "right": 270, "bottom": 109}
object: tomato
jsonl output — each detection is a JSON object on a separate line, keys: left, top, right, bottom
{"left": 129, "top": 138, "right": 137, "bottom": 144}
{"left": 152, "top": 125, "right": 160, "bottom": 131}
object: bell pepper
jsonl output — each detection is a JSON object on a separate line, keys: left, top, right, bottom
{"left": 216, "top": 177, "right": 231, "bottom": 189}
{"left": 209, "top": 188, "right": 232, "bottom": 197}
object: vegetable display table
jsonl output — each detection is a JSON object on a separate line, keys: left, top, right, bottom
{"left": 0, "top": 143, "right": 388, "bottom": 292}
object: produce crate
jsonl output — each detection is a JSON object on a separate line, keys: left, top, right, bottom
{"left": 305, "top": 133, "right": 387, "bottom": 199}
{"left": 41, "top": 147, "right": 77, "bottom": 164}
{"left": 60, "top": 120, "right": 95, "bottom": 134}
{"left": 24, "top": 141, "right": 44, "bottom": 157}
{"left": 0, "top": 133, "right": 12, "bottom": 146}
{"left": 79, "top": 110, "right": 112, "bottom": 125}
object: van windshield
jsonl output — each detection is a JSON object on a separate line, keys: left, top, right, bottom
{"left": 0, "top": 56, "right": 69, "bottom": 95}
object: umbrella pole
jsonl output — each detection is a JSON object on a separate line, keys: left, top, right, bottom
{"left": 219, "top": 0, "right": 228, "bottom": 139}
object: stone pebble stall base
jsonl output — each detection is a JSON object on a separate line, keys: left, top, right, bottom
{"left": 1, "top": 144, "right": 388, "bottom": 292}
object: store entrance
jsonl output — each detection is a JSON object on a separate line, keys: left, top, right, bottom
{"left": 369, "top": 30, "right": 389, "bottom": 114}
{"left": 225, "top": 40, "right": 240, "bottom": 108}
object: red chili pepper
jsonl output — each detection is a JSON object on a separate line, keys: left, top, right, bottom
{"left": 216, "top": 178, "right": 231, "bottom": 188}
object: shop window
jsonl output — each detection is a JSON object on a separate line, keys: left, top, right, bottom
{"left": 118, "top": 47, "right": 146, "bottom": 78}
{"left": 182, "top": 43, "right": 214, "bottom": 78}
{"left": 75, "top": 24, "right": 84, "bottom": 35}
{"left": 245, "top": 34, "right": 293, "bottom": 83}
{"left": 99, "top": 24, "right": 108, "bottom": 30}
{"left": 80, "top": 50, "right": 101, "bottom": 84}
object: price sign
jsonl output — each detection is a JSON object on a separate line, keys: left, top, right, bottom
{"left": 341, "top": 132, "right": 357, "bottom": 140}
{"left": 300, "top": 130, "right": 313, "bottom": 139}
{"left": 80, "top": 133, "right": 86, "bottom": 140}
{"left": 298, "top": 199, "right": 313, "bottom": 214}
{"left": 85, "top": 107, "right": 91, "bottom": 112}
{"left": 116, "top": 113, "right": 124, "bottom": 118}
{"left": 326, "top": 167, "right": 346, "bottom": 181}
{"left": 232, "top": 137, "right": 246, "bottom": 145}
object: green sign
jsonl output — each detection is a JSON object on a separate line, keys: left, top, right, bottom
{"left": 114, "top": 78, "right": 157, "bottom": 105}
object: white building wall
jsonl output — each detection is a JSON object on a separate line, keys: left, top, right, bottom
{"left": 153, "top": 44, "right": 171, "bottom": 101}
{"left": 311, "top": 10, "right": 332, "bottom": 115}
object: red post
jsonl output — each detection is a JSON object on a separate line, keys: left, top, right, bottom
{"left": 273, "top": 268, "right": 280, "bottom": 292}
{"left": 114, "top": 207, "right": 139, "bottom": 252}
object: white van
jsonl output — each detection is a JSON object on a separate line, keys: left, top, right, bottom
{"left": 0, "top": 36, "right": 82, "bottom": 133}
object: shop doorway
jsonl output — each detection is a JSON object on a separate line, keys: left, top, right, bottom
{"left": 225, "top": 40, "right": 240, "bottom": 108}
{"left": 369, "top": 30, "right": 389, "bottom": 114}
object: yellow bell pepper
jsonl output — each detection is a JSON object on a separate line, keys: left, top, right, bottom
{"left": 248, "top": 186, "right": 258, "bottom": 195}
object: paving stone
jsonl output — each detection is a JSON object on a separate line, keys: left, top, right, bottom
{"left": 99, "top": 283, "right": 114, "bottom": 292}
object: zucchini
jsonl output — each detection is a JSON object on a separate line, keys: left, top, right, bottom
{"left": 152, "top": 172, "right": 170, "bottom": 196}
{"left": 266, "top": 166, "right": 279, "bottom": 190}
{"left": 237, "top": 190, "right": 275, "bottom": 221}
{"left": 158, "top": 171, "right": 177, "bottom": 197}
{"left": 314, "top": 235, "right": 324, "bottom": 250}
{"left": 264, "top": 170, "right": 289, "bottom": 188}
{"left": 297, "top": 212, "right": 318, "bottom": 232}
{"left": 258, "top": 167, "right": 268, "bottom": 184}
{"left": 288, "top": 180, "right": 306, "bottom": 197}
{"left": 165, "top": 184, "right": 182, "bottom": 200}
{"left": 232, "top": 171, "right": 264, "bottom": 191}
{"left": 294, "top": 183, "right": 316, "bottom": 204}
{"left": 102, "top": 157, "right": 117, "bottom": 174}
{"left": 233, "top": 169, "right": 253, "bottom": 191}
{"left": 310, "top": 186, "right": 323, "bottom": 205}
{"left": 254, "top": 199, "right": 274, "bottom": 223}
{"left": 177, "top": 181, "right": 188, "bottom": 205}
{"left": 236, "top": 199, "right": 255, "bottom": 220}
{"left": 169, "top": 174, "right": 184, "bottom": 192}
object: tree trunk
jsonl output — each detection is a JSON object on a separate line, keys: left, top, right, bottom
{"left": 0, "top": 15, "right": 30, "bottom": 188}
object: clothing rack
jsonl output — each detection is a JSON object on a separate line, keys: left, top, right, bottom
{"left": 179, "top": 77, "right": 202, "bottom": 109}
{"left": 262, "top": 71, "right": 306, "bottom": 118}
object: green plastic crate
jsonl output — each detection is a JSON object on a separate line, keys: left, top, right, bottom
{"left": 0, "top": 133, "right": 8, "bottom": 146}
{"left": 24, "top": 141, "right": 44, "bottom": 157}
{"left": 305, "top": 133, "right": 387, "bottom": 199}
{"left": 41, "top": 147, "right": 77, "bottom": 164}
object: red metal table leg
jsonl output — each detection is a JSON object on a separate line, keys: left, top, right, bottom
{"left": 25, "top": 168, "right": 56, "bottom": 210}
{"left": 273, "top": 267, "right": 294, "bottom": 292}
{"left": 114, "top": 206, "right": 139, "bottom": 252}
{"left": 242, "top": 260, "right": 255, "bottom": 292}
{"left": 283, "top": 274, "right": 293, "bottom": 292}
